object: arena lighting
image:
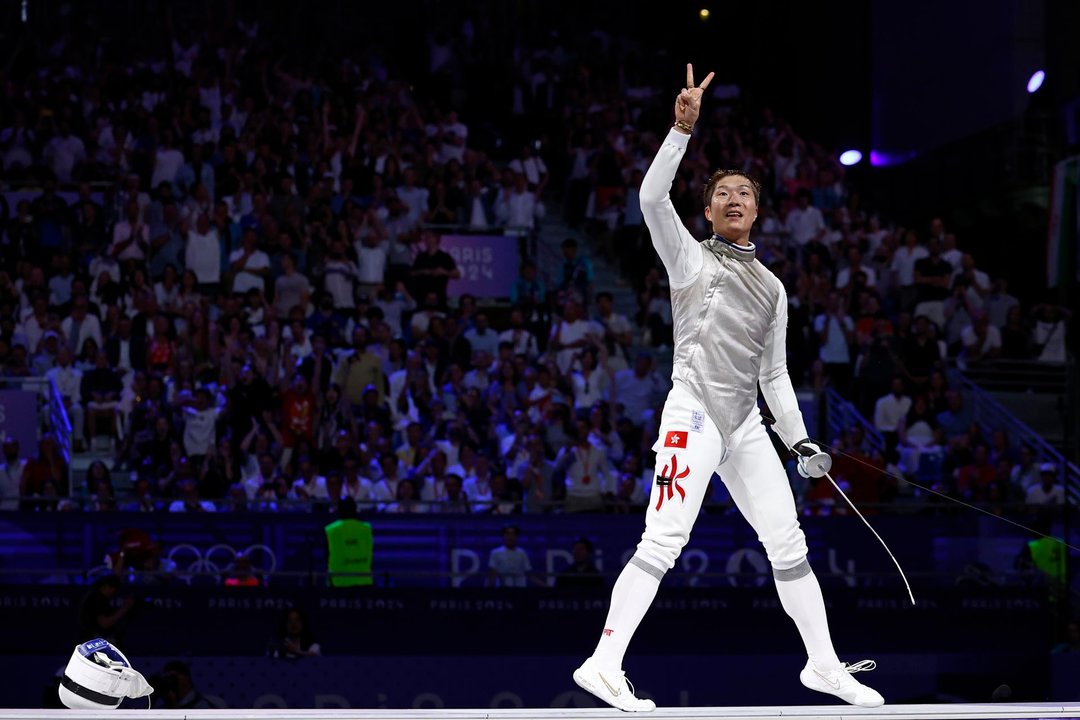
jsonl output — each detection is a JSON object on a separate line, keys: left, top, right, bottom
{"left": 699, "top": 8, "right": 710, "bottom": 20}
{"left": 1027, "top": 70, "right": 1045, "bottom": 93}
{"left": 869, "top": 149, "right": 918, "bottom": 167}
{"left": 839, "top": 149, "right": 863, "bottom": 166}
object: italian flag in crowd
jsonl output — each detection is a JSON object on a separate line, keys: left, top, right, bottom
{"left": 1047, "top": 156, "right": 1080, "bottom": 288}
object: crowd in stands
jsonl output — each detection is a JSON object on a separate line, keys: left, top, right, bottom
{"left": 0, "top": 4, "right": 1071, "bottom": 520}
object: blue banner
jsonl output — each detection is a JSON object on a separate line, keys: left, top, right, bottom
{"left": 443, "top": 234, "right": 519, "bottom": 298}
{"left": 1, "top": 513, "right": 1069, "bottom": 590}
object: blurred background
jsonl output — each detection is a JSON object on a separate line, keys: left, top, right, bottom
{"left": 0, "top": 0, "right": 1078, "bottom": 710}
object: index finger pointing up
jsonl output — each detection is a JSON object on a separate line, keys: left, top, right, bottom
{"left": 686, "top": 63, "right": 694, "bottom": 89}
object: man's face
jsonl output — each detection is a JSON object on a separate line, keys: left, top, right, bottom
{"left": 705, "top": 175, "right": 758, "bottom": 237}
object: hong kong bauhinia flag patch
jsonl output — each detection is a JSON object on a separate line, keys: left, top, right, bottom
{"left": 664, "top": 430, "right": 688, "bottom": 448}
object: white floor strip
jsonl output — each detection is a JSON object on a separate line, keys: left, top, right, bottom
{"left": 1, "top": 704, "right": 1078, "bottom": 720}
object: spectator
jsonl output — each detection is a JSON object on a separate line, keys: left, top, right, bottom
{"left": 78, "top": 575, "right": 134, "bottom": 645}
{"left": 440, "top": 473, "right": 471, "bottom": 513}
{"left": 912, "top": 240, "right": 952, "bottom": 329}
{"left": 228, "top": 229, "right": 271, "bottom": 296}
{"left": 959, "top": 311, "right": 1001, "bottom": 366}
{"left": 986, "top": 278, "right": 1019, "bottom": 329}
{"left": 1052, "top": 622, "right": 1080, "bottom": 654}
{"left": 509, "top": 260, "right": 548, "bottom": 342}
{"left": 156, "top": 661, "right": 212, "bottom": 709}
{"left": 610, "top": 351, "right": 665, "bottom": 429}
{"left": 62, "top": 296, "right": 104, "bottom": 358}
{"left": 108, "top": 201, "right": 150, "bottom": 265}
{"left": 1000, "top": 305, "right": 1031, "bottom": 360}
{"left": 813, "top": 292, "right": 855, "bottom": 394}
{"left": 498, "top": 308, "right": 540, "bottom": 359}
{"left": 184, "top": 214, "right": 221, "bottom": 294}
{"left": 292, "top": 456, "right": 330, "bottom": 502}
{"left": 1026, "top": 464, "right": 1065, "bottom": 505}
{"left": 556, "top": 419, "right": 612, "bottom": 513}
{"left": 889, "top": 229, "right": 927, "bottom": 313}
{"left": 835, "top": 246, "right": 877, "bottom": 293}
{"left": 1031, "top": 304, "right": 1071, "bottom": 363}
{"left": 81, "top": 351, "right": 123, "bottom": 448}
{"left": 269, "top": 608, "right": 322, "bottom": 658}
{"left": 180, "top": 388, "right": 220, "bottom": 466}
{"left": 410, "top": 230, "right": 460, "bottom": 310}
{"left": 1010, "top": 445, "right": 1042, "bottom": 495}
{"left": 550, "top": 299, "right": 599, "bottom": 375}
{"left": 0, "top": 439, "right": 26, "bottom": 511}
{"left": 559, "top": 237, "right": 594, "bottom": 306}
{"left": 43, "top": 121, "right": 86, "bottom": 184}
{"left": 495, "top": 173, "right": 546, "bottom": 230}
{"left": 509, "top": 142, "right": 550, "bottom": 194}
{"left": 464, "top": 313, "right": 499, "bottom": 357}
{"left": 463, "top": 452, "right": 497, "bottom": 513}
{"left": 555, "top": 537, "right": 605, "bottom": 590}
{"left": 936, "top": 390, "right": 974, "bottom": 447}
{"left": 784, "top": 188, "right": 826, "bottom": 247}
{"left": 486, "top": 525, "right": 537, "bottom": 588}
{"left": 900, "top": 315, "right": 942, "bottom": 389}
{"left": 872, "top": 377, "right": 911, "bottom": 453}
{"left": 595, "top": 291, "right": 633, "bottom": 366}
{"left": 45, "top": 347, "right": 85, "bottom": 450}
{"left": 955, "top": 443, "right": 998, "bottom": 501}
{"left": 167, "top": 479, "right": 217, "bottom": 513}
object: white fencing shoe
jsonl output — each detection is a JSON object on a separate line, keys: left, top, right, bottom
{"left": 573, "top": 657, "right": 656, "bottom": 712}
{"left": 799, "top": 659, "right": 884, "bottom": 708}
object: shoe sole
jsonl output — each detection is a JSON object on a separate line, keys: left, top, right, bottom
{"left": 573, "top": 667, "right": 655, "bottom": 713}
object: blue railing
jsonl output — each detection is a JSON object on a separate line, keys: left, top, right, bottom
{"left": 823, "top": 387, "right": 885, "bottom": 455}
{"left": 953, "top": 371, "right": 1080, "bottom": 505}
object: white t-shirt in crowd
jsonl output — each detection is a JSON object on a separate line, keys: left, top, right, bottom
{"left": 488, "top": 545, "right": 531, "bottom": 587}
{"left": 183, "top": 406, "right": 220, "bottom": 456}
{"left": 229, "top": 249, "right": 271, "bottom": 294}
{"left": 355, "top": 241, "right": 389, "bottom": 285}
{"left": 814, "top": 314, "right": 853, "bottom": 364}
{"left": 784, "top": 206, "right": 825, "bottom": 245}
{"left": 873, "top": 393, "right": 912, "bottom": 433}
{"left": 960, "top": 324, "right": 1002, "bottom": 355}
{"left": 185, "top": 228, "right": 222, "bottom": 284}
{"left": 890, "top": 245, "right": 929, "bottom": 287}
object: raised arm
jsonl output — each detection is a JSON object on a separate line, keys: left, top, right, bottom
{"left": 640, "top": 64, "right": 714, "bottom": 289}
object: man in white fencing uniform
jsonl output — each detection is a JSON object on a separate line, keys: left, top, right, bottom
{"left": 573, "top": 65, "right": 883, "bottom": 711}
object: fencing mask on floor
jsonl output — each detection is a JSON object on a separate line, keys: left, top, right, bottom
{"left": 58, "top": 638, "right": 153, "bottom": 709}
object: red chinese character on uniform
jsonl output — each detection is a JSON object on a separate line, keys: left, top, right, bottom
{"left": 655, "top": 455, "right": 690, "bottom": 511}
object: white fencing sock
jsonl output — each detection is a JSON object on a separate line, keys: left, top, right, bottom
{"left": 591, "top": 556, "right": 662, "bottom": 672}
{"left": 774, "top": 560, "right": 842, "bottom": 671}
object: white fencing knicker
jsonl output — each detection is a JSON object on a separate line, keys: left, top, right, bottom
{"left": 632, "top": 382, "right": 809, "bottom": 580}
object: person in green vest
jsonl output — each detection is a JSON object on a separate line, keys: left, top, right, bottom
{"left": 1017, "top": 512, "right": 1068, "bottom": 604}
{"left": 324, "top": 497, "right": 373, "bottom": 587}
{"left": 1028, "top": 537, "right": 1066, "bottom": 582}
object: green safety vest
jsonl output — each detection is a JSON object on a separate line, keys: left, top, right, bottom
{"left": 325, "top": 519, "right": 373, "bottom": 587}
{"left": 1028, "top": 537, "right": 1065, "bottom": 586}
